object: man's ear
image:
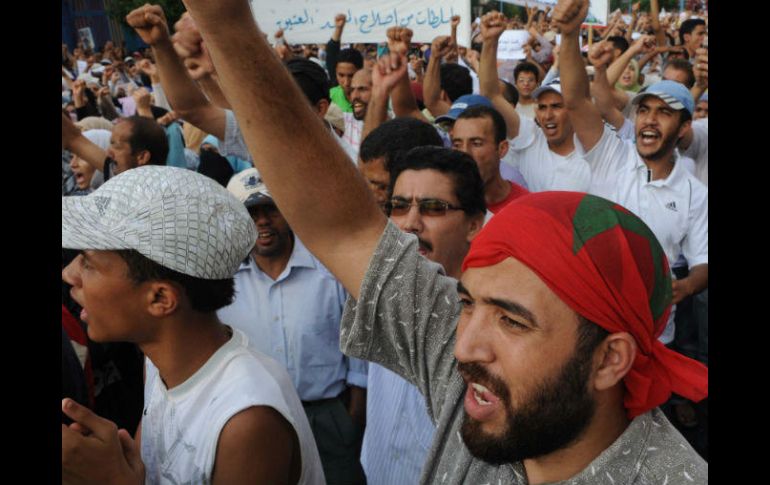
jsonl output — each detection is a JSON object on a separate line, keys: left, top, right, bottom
{"left": 145, "top": 281, "right": 180, "bottom": 318}
{"left": 316, "top": 98, "right": 330, "bottom": 118}
{"left": 466, "top": 213, "right": 485, "bottom": 243}
{"left": 592, "top": 332, "right": 637, "bottom": 391}
{"left": 135, "top": 150, "right": 152, "bottom": 167}
{"left": 497, "top": 139, "right": 509, "bottom": 159}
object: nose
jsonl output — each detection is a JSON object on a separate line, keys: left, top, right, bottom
{"left": 69, "top": 155, "right": 79, "bottom": 170}
{"left": 62, "top": 256, "right": 81, "bottom": 287}
{"left": 454, "top": 307, "right": 495, "bottom": 365}
{"left": 397, "top": 203, "right": 424, "bottom": 234}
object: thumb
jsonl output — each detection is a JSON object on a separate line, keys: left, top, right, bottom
{"left": 118, "top": 428, "right": 143, "bottom": 471}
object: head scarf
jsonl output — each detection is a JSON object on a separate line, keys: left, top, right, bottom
{"left": 616, "top": 59, "right": 642, "bottom": 93}
{"left": 462, "top": 192, "right": 708, "bottom": 419}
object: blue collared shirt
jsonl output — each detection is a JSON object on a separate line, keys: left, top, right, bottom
{"left": 217, "top": 237, "right": 367, "bottom": 401}
{"left": 361, "top": 363, "right": 435, "bottom": 485}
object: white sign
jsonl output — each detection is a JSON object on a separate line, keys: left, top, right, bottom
{"left": 499, "top": 0, "right": 609, "bottom": 26}
{"left": 250, "top": 0, "right": 471, "bottom": 45}
{"left": 497, "top": 30, "right": 530, "bottom": 60}
{"left": 78, "top": 27, "right": 95, "bottom": 51}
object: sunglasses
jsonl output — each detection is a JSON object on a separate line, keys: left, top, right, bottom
{"left": 387, "top": 198, "right": 463, "bottom": 217}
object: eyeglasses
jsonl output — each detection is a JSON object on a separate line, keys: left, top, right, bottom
{"left": 387, "top": 198, "right": 463, "bottom": 217}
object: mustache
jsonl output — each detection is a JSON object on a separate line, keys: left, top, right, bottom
{"left": 417, "top": 237, "right": 433, "bottom": 252}
{"left": 457, "top": 362, "right": 510, "bottom": 401}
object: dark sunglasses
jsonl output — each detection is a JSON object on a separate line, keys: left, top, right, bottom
{"left": 387, "top": 198, "right": 463, "bottom": 217}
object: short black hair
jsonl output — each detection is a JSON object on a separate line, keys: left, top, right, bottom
{"left": 389, "top": 146, "right": 486, "bottom": 217}
{"left": 514, "top": 61, "right": 540, "bottom": 83}
{"left": 607, "top": 36, "right": 629, "bottom": 54}
{"left": 286, "top": 58, "right": 330, "bottom": 104}
{"left": 663, "top": 58, "right": 695, "bottom": 88}
{"left": 359, "top": 117, "right": 443, "bottom": 171}
{"left": 576, "top": 316, "right": 610, "bottom": 361}
{"left": 456, "top": 105, "right": 507, "bottom": 144}
{"left": 115, "top": 249, "right": 235, "bottom": 313}
{"left": 679, "top": 18, "right": 706, "bottom": 45}
{"left": 500, "top": 80, "right": 519, "bottom": 107}
{"left": 337, "top": 48, "right": 364, "bottom": 70}
{"left": 440, "top": 64, "right": 473, "bottom": 102}
{"left": 124, "top": 116, "right": 168, "bottom": 165}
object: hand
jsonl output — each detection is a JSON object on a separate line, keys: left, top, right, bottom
{"left": 157, "top": 110, "right": 179, "bottom": 126}
{"left": 125, "top": 4, "right": 170, "bottom": 46}
{"left": 552, "top": 0, "right": 589, "bottom": 36}
{"left": 274, "top": 42, "right": 292, "bottom": 61}
{"left": 172, "top": 13, "right": 215, "bottom": 80}
{"left": 62, "top": 112, "right": 82, "bottom": 149}
{"left": 631, "top": 34, "right": 656, "bottom": 54}
{"left": 334, "top": 13, "right": 346, "bottom": 29}
{"left": 693, "top": 48, "right": 708, "bottom": 89}
{"left": 386, "top": 27, "right": 413, "bottom": 57}
{"left": 430, "top": 35, "right": 455, "bottom": 60}
{"left": 72, "top": 80, "right": 87, "bottom": 108}
{"left": 523, "top": 44, "right": 532, "bottom": 58}
{"left": 451, "top": 15, "right": 461, "bottom": 29}
{"left": 138, "top": 59, "right": 158, "bottom": 78}
{"left": 62, "top": 399, "right": 144, "bottom": 485}
{"left": 671, "top": 278, "right": 693, "bottom": 305}
{"left": 274, "top": 28, "right": 284, "bottom": 40}
{"left": 632, "top": 2, "right": 640, "bottom": 14}
{"left": 98, "top": 86, "right": 112, "bottom": 99}
{"left": 372, "top": 53, "right": 408, "bottom": 95}
{"left": 480, "top": 11, "right": 507, "bottom": 42}
{"left": 587, "top": 40, "right": 614, "bottom": 69}
{"left": 132, "top": 87, "right": 152, "bottom": 109}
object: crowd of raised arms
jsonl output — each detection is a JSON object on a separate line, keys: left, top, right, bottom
{"left": 61, "top": 0, "right": 708, "bottom": 483}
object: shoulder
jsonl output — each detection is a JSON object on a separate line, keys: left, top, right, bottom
{"left": 636, "top": 409, "right": 708, "bottom": 484}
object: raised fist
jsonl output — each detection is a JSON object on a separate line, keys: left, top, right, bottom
{"left": 386, "top": 27, "right": 413, "bottom": 56}
{"left": 335, "top": 14, "right": 346, "bottom": 29}
{"left": 125, "top": 4, "right": 170, "bottom": 46}
{"left": 480, "top": 11, "right": 507, "bottom": 42}
{"left": 552, "top": 0, "right": 589, "bottom": 36}
{"left": 587, "top": 40, "right": 614, "bottom": 69}
{"left": 430, "top": 35, "right": 455, "bottom": 59}
{"left": 451, "top": 15, "right": 461, "bottom": 29}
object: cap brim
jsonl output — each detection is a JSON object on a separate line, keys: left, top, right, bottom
{"left": 243, "top": 193, "right": 275, "bottom": 208}
{"left": 434, "top": 112, "right": 459, "bottom": 124}
{"left": 631, "top": 91, "right": 686, "bottom": 111}
{"left": 62, "top": 195, "right": 132, "bottom": 251}
{"left": 532, "top": 86, "right": 562, "bottom": 99}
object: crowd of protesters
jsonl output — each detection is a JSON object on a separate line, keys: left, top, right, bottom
{"left": 61, "top": 0, "right": 708, "bottom": 483}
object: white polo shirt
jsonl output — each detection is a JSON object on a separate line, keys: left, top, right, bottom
{"left": 682, "top": 118, "right": 708, "bottom": 187}
{"left": 502, "top": 116, "right": 591, "bottom": 192}
{"left": 585, "top": 126, "right": 708, "bottom": 344}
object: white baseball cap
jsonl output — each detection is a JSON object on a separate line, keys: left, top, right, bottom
{"left": 62, "top": 165, "right": 256, "bottom": 279}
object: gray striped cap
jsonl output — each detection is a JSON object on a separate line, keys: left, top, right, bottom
{"left": 62, "top": 165, "right": 257, "bottom": 279}
{"left": 631, "top": 80, "right": 695, "bottom": 115}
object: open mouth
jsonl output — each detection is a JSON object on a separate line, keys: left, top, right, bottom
{"left": 638, "top": 129, "right": 661, "bottom": 146}
{"left": 256, "top": 230, "right": 276, "bottom": 245}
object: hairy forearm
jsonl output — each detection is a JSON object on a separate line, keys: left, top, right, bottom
{"left": 197, "top": 75, "right": 231, "bottom": 109}
{"left": 152, "top": 40, "right": 214, "bottom": 120}
{"left": 423, "top": 55, "right": 444, "bottom": 115}
{"left": 590, "top": 66, "right": 625, "bottom": 129}
{"left": 390, "top": 66, "right": 426, "bottom": 121}
{"left": 362, "top": 89, "right": 389, "bottom": 141}
{"left": 187, "top": 3, "right": 386, "bottom": 297}
{"left": 480, "top": 38, "right": 520, "bottom": 139}
{"left": 560, "top": 34, "right": 591, "bottom": 108}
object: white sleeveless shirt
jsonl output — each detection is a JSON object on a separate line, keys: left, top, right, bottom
{"left": 141, "top": 328, "right": 325, "bottom": 484}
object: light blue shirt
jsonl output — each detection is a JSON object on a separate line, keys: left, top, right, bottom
{"left": 217, "top": 237, "right": 367, "bottom": 401}
{"left": 361, "top": 363, "right": 435, "bottom": 485}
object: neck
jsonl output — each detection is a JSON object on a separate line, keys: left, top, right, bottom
{"left": 642, "top": 151, "right": 676, "bottom": 181}
{"left": 139, "top": 313, "right": 232, "bottom": 390}
{"left": 520, "top": 96, "right": 535, "bottom": 105}
{"left": 485, "top": 174, "right": 511, "bottom": 207}
{"left": 547, "top": 132, "right": 575, "bottom": 156}
{"left": 252, "top": 237, "right": 294, "bottom": 280}
{"left": 523, "top": 396, "right": 630, "bottom": 484}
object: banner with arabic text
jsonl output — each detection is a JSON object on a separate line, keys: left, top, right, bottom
{"left": 250, "top": 0, "right": 472, "bottom": 45}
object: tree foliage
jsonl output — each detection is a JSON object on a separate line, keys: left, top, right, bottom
{"left": 106, "top": 0, "right": 186, "bottom": 29}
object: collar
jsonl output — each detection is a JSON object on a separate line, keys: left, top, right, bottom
{"left": 633, "top": 150, "right": 684, "bottom": 188}
{"left": 236, "top": 236, "right": 317, "bottom": 280}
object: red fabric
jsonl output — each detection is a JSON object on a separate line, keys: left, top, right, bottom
{"left": 462, "top": 192, "right": 708, "bottom": 418}
{"left": 487, "top": 181, "right": 530, "bottom": 214}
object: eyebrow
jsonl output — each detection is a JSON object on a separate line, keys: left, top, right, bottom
{"left": 456, "top": 281, "right": 539, "bottom": 328}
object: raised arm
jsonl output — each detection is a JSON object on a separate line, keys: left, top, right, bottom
{"left": 423, "top": 35, "right": 455, "bottom": 117}
{"left": 183, "top": 0, "right": 387, "bottom": 299}
{"left": 553, "top": 0, "right": 604, "bottom": 151}
{"left": 588, "top": 41, "right": 626, "bottom": 130}
{"left": 625, "top": 2, "right": 640, "bottom": 43}
{"left": 62, "top": 112, "right": 108, "bottom": 172}
{"left": 648, "top": 0, "right": 667, "bottom": 48}
{"left": 325, "top": 14, "right": 346, "bottom": 85}
{"left": 690, "top": 47, "right": 708, "bottom": 102}
{"left": 606, "top": 34, "right": 654, "bottom": 86}
{"left": 385, "top": 27, "right": 428, "bottom": 123}
{"left": 126, "top": 5, "right": 226, "bottom": 139}
{"left": 478, "top": 11, "right": 521, "bottom": 140}
{"left": 363, "top": 54, "right": 408, "bottom": 140}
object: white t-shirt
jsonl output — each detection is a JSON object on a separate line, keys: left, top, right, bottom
{"left": 342, "top": 112, "right": 364, "bottom": 159}
{"left": 514, "top": 101, "right": 537, "bottom": 119}
{"left": 584, "top": 126, "right": 708, "bottom": 344}
{"left": 502, "top": 117, "right": 591, "bottom": 192}
{"left": 141, "top": 328, "right": 325, "bottom": 484}
{"left": 682, "top": 118, "right": 708, "bottom": 187}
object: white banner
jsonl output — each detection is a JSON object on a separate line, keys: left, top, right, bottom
{"left": 498, "top": 0, "right": 609, "bottom": 26}
{"left": 497, "top": 30, "right": 530, "bottom": 60}
{"left": 249, "top": 0, "right": 471, "bottom": 45}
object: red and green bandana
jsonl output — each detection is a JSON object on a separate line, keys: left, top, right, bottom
{"left": 462, "top": 192, "right": 708, "bottom": 419}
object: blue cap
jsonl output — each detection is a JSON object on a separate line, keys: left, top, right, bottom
{"left": 631, "top": 80, "right": 695, "bottom": 116}
{"left": 435, "top": 94, "right": 493, "bottom": 123}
